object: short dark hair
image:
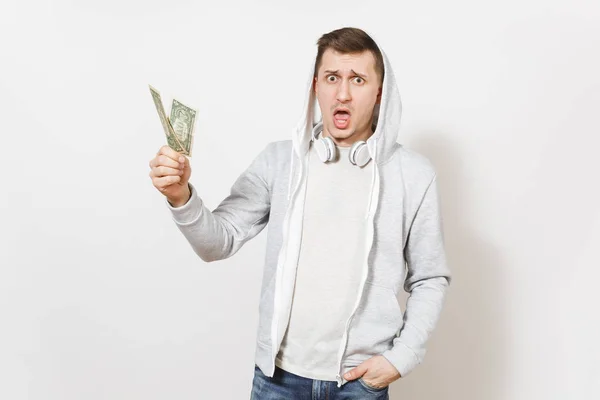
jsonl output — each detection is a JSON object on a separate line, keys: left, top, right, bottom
{"left": 313, "top": 27, "right": 385, "bottom": 85}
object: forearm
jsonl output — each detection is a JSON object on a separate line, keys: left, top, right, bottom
{"left": 382, "top": 276, "right": 449, "bottom": 377}
{"left": 381, "top": 173, "right": 451, "bottom": 377}
{"left": 165, "top": 146, "right": 272, "bottom": 262}
{"left": 166, "top": 183, "right": 235, "bottom": 262}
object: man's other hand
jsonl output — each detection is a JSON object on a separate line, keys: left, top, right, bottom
{"left": 343, "top": 355, "right": 401, "bottom": 389}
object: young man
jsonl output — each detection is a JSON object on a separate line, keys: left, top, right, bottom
{"left": 148, "top": 27, "right": 451, "bottom": 399}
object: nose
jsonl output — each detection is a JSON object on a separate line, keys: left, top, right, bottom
{"left": 336, "top": 79, "right": 351, "bottom": 103}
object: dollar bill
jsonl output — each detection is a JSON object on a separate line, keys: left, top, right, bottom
{"left": 148, "top": 84, "right": 188, "bottom": 155}
{"left": 169, "top": 98, "right": 197, "bottom": 157}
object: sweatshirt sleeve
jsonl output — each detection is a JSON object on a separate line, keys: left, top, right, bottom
{"left": 165, "top": 143, "right": 272, "bottom": 262}
{"left": 381, "top": 173, "right": 452, "bottom": 378}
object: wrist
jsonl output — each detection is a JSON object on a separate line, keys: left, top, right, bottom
{"left": 168, "top": 186, "right": 191, "bottom": 208}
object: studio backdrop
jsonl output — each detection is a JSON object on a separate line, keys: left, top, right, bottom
{"left": 1, "top": 0, "right": 598, "bottom": 399}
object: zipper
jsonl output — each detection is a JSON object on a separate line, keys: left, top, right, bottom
{"left": 269, "top": 142, "right": 306, "bottom": 376}
{"left": 270, "top": 137, "right": 381, "bottom": 386}
{"left": 335, "top": 156, "right": 381, "bottom": 387}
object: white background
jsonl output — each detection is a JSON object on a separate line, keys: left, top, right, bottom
{"left": 1, "top": 0, "right": 599, "bottom": 399}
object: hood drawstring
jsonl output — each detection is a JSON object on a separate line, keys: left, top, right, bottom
{"left": 365, "top": 137, "right": 377, "bottom": 219}
{"left": 287, "top": 143, "right": 295, "bottom": 201}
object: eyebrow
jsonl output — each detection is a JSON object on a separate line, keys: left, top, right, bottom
{"left": 324, "top": 69, "right": 368, "bottom": 79}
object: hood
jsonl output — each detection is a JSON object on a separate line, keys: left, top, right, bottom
{"left": 291, "top": 39, "right": 403, "bottom": 166}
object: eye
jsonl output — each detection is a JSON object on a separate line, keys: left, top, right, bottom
{"left": 326, "top": 75, "right": 337, "bottom": 82}
{"left": 353, "top": 77, "right": 365, "bottom": 84}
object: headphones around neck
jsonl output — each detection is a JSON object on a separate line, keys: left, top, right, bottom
{"left": 311, "top": 126, "right": 372, "bottom": 167}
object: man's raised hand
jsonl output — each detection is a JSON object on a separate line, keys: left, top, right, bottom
{"left": 149, "top": 145, "right": 192, "bottom": 207}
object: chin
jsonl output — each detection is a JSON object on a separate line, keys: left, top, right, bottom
{"left": 333, "top": 131, "right": 354, "bottom": 140}
{"left": 326, "top": 122, "right": 354, "bottom": 139}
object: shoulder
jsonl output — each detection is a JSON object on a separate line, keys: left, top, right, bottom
{"left": 259, "top": 140, "right": 293, "bottom": 165}
{"left": 387, "top": 144, "right": 438, "bottom": 189}
{"left": 263, "top": 139, "right": 292, "bottom": 153}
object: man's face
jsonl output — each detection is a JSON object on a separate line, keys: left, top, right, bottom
{"left": 314, "top": 49, "right": 382, "bottom": 147}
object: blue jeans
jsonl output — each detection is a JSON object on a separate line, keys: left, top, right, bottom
{"left": 251, "top": 364, "right": 390, "bottom": 400}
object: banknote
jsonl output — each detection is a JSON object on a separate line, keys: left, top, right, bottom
{"left": 169, "top": 98, "right": 197, "bottom": 157}
{"left": 148, "top": 84, "right": 188, "bottom": 155}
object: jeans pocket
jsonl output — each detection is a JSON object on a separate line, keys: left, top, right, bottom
{"left": 358, "top": 377, "right": 388, "bottom": 393}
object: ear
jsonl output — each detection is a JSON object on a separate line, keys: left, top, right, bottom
{"left": 313, "top": 76, "right": 318, "bottom": 94}
{"left": 375, "top": 86, "right": 382, "bottom": 105}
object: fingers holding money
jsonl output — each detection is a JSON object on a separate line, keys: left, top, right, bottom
{"left": 149, "top": 165, "right": 183, "bottom": 177}
{"left": 149, "top": 163, "right": 183, "bottom": 192}
{"left": 158, "top": 144, "right": 186, "bottom": 163}
{"left": 153, "top": 175, "right": 182, "bottom": 192}
{"left": 149, "top": 156, "right": 180, "bottom": 170}
{"left": 150, "top": 146, "right": 182, "bottom": 166}
{"left": 149, "top": 144, "right": 192, "bottom": 204}
{"left": 149, "top": 146, "right": 185, "bottom": 175}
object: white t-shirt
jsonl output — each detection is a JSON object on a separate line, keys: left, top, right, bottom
{"left": 275, "top": 138, "right": 374, "bottom": 381}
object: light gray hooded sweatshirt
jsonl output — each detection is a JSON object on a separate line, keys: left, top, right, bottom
{"left": 166, "top": 41, "right": 452, "bottom": 388}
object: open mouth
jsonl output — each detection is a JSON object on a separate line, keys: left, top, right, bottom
{"left": 333, "top": 109, "right": 351, "bottom": 129}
